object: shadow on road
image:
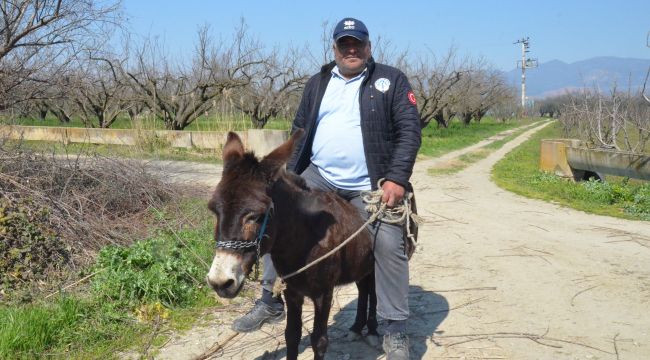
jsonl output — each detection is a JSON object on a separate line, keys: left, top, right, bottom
{"left": 255, "top": 285, "right": 448, "bottom": 359}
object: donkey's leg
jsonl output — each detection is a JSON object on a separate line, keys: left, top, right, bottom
{"left": 310, "top": 290, "right": 333, "bottom": 360}
{"left": 367, "top": 270, "right": 379, "bottom": 336}
{"left": 364, "top": 270, "right": 381, "bottom": 348}
{"left": 284, "top": 288, "right": 304, "bottom": 360}
{"left": 349, "top": 278, "right": 369, "bottom": 336}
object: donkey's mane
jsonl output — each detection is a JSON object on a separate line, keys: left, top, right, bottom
{"left": 281, "top": 170, "right": 310, "bottom": 191}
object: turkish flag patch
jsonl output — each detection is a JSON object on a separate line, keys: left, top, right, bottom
{"left": 407, "top": 91, "right": 417, "bottom": 105}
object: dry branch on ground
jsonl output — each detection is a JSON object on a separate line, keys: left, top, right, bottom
{"left": 0, "top": 141, "right": 181, "bottom": 288}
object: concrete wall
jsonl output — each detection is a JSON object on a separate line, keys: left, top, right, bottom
{"left": 539, "top": 139, "right": 583, "bottom": 178}
{"left": 540, "top": 138, "right": 650, "bottom": 181}
{"left": 0, "top": 125, "right": 288, "bottom": 156}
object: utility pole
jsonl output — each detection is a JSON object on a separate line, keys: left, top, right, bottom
{"left": 514, "top": 37, "right": 538, "bottom": 112}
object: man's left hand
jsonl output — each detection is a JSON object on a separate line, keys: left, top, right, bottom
{"left": 381, "top": 180, "right": 405, "bottom": 207}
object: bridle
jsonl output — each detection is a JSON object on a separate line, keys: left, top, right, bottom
{"left": 215, "top": 203, "right": 274, "bottom": 278}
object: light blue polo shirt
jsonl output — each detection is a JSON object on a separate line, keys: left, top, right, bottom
{"left": 310, "top": 66, "right": 371, "bottom": 190}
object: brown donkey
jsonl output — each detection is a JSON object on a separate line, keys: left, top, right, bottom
{"left": 206, "top": 130, "right": 379, "bottom": 359}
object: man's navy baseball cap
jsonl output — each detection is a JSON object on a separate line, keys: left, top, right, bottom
{"left": 333, "top": 18, "right": 369, "bottom": 42}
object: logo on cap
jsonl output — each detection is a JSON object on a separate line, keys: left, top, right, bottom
{"left": 333, "top": 17, "right": 368, "bottom": 41}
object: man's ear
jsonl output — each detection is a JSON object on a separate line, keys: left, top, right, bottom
{"left": 222, "top": 132, "right": 244, "bottom": 164}
{"left": 260, "top": 129, "right": 304, "bottom": 181}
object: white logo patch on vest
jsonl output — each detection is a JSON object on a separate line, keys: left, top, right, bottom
{"left": 374, "top": 78, "right": 391, "bottom": 93}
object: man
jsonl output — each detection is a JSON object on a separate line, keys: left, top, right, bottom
{"left": 232, "top": 17, "right": 421, "bottom": 359}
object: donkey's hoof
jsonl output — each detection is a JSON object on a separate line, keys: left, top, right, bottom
{"left": 364, "top": 334, "right": 381, "bottom": 349}
{"left": 346, "top": 330, "right": 362, "bottom": 341}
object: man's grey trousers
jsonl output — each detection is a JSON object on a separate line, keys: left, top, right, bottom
{"left": 261, "top": 164, "right": 409, "bottom": 321}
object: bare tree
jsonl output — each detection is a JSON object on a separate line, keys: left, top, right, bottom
{"left": 124, "top": 24, "right": 262, "bottom": 130}
{"left": 456, "top": 64, "right": 513, "bottom": 124}
{"left": 407, "top": 48, "right": 464, "bottom": 128}
{"left": 305, "top": 20, "right": 334, "bottom": 69}
{"left": 537, "top": 94, "right": 572, "bottom": 118}
{"left": 0, "top": 0, "right": 121, "bottom": 111}
{"left": 371, "top": 35, "right": 408, "bottom": 69}
{"left": 560, "top": 86, "right": 650, "bottom": 153}
{"left": 229, "top": 46, "right": 308, "bottom": 128}
{"left": 48, "top": 84, "right": 74, "bottom": 123}
{"left": 489, "top": 92, "right": 519, "bottom": 122}
{"left": 69, "top": 54, "right": 130, "bottom": 128}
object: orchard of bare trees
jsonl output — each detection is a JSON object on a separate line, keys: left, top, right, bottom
{"left": 536, "top": 34, "right": 650, "bottom": 155}
{"left": 554, "top": 87, "right": 650, "bottom": 154}
{"left": 1, "top": 1, "right": 519, "bottom": 131}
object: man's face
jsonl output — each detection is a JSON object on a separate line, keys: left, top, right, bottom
{"left": 333, "top": 36, "right": 371, "bottom": 78}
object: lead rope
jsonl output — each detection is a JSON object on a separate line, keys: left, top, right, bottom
{"left": 361, "top": 187, "right": 422, "bottom": 243}
{"left": 272, "top": 179, "right": 421, "bottom": 296}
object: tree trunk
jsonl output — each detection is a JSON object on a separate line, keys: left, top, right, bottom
{"left": 460, "top": 112, "right": 472, "bottom": 125}
{"left": 51, "top": 109, "right": 71, "bottom": 123}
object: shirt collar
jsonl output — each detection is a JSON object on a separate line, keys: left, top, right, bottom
{"left": 331, "top": 66, "right": 367, "bottom": 82}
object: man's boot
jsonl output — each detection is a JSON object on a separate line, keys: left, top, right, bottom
{"left": 382, "top": 332, "right": 409, "bottom": 360}
{"left": 231, "top": 291, "right": 285, "bottom": 333}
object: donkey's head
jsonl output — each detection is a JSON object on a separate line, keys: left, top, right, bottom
{"left": 206, "top": 130, "right": 302, "bottom": 298}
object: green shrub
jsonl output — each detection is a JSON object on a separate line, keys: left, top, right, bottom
{"left": 581, "top": 179, "right": 633, "bottom": 204}
{"left": 624, "top": 183, "right": 650, "bottom": 220}
{"left": 92, "top": 230, "right": 210, "bottom": 309}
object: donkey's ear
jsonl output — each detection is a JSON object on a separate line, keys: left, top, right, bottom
{"left": 261, "top": 129, "right": 304, "bottom": 179}
{"left": 222, "top": 132, "right": 245, "bottom": 163}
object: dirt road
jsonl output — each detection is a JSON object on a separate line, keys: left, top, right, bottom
{"left": 154, "top": 123, "right": 650, "bottom": 359}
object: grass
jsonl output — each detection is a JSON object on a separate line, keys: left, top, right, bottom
{"left": 1, "top": 114, "right": 292, "bottom": 132}
{"left": 419, "top": 117, "right": 536, "bottom": 158}
{"left": 427, "top": 122, "right": 537, "bottom": 176}
{"left": 0, "top": 199, "right": 223, "bottom": 359}
{"left": 0, "top": 297, "right": 149, "bottom": 359}
{"left": 492, "top": 121, "right": 650, "bottom": 221}
{"left": 12, "top": 139, "right": 224, "bottom": 164}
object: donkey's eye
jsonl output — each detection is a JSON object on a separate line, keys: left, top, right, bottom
{"left": 243, "top": 213, "right": 261, "bottom": 224}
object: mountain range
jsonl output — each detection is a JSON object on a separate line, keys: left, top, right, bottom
{"left": 504, "top": 56, "right": 650, "bottom": 98}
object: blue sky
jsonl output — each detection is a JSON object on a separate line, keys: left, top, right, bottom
{"left": 122, "top": 0, "right": 650, "bottom": 71}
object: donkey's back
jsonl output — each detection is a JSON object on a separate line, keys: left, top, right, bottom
{"left": 269, "top": 174, "right": 375, "bottom": 293}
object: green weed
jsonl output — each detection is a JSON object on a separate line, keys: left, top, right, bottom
{"left": 1, "top": 114, "right": 292, "bottom": 132}
{"left": 92, "top": 231, "right": 211, "bottom": 309}
{"left": 492, "top": 122, "right": 650, "bottom": 221}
